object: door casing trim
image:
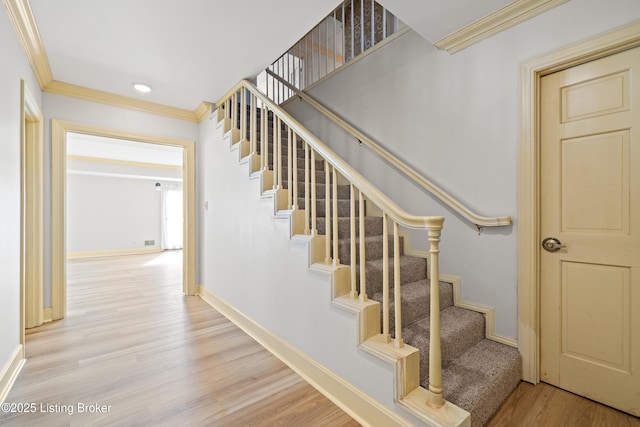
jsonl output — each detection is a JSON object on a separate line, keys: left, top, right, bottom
{"left": 21, "top": 81, "right": 44, "bottom": 335}
{"left": 51, "top": 120, "right": 196, "bottom": 320}
{"left": 518, "top": 20, "right": 640, "bottom": 383}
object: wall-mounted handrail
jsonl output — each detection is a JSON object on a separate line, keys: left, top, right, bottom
{"left": 216, "top": 79, "right": 446, "bottom": 409}
{"left": 265, "top": 69, "right": 512, "bottom": 230}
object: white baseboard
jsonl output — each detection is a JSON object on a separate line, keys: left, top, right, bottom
{"left": 0, "top": 345, "right": 25, "bottom": 405}
{"left": 67, "top": 247, "right": 163, "bottom": 259}
{"left": 197, "top": 285, "right": 415, "bottom": 427}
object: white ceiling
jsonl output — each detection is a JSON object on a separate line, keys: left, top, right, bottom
{"left": 28, "top": 0, "right": 514, "bottom": 112}
{"left": 67, "top": 133, "right": 183, "bottom": 166}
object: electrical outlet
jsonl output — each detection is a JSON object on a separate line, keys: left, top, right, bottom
{"left": 144, "top": 240, "right": 155, "bottom": 246}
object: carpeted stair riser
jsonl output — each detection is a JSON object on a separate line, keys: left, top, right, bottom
{"left": 373, "top": 279, "right": 454, "bottom": 329}
{"left": 280, "top": 155, "right": 326, "bottom": 172}
{"left": 276, "top": 169, "right": 328, "bottom": 185}
{"left": 355, "top": 255, "right": 427, "bottom": 297}
{"left": 284, "top": 182, "right": 351, "bottom": 200}
{"left": 316, "top": 216, "right": 384, "bottom": 239}
{"left": 335, "top": 234, "right": 405, "bottom": 266}
{"left": 297, "top": 198, "right": 356, "bottom": 217}
{"left": 435, "top": 340, "right": 522, "bottom": 427}
{"left": 404, "top": 307, "right": 485, "bottom": 376}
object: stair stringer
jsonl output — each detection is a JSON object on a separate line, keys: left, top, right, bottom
{"left": 212, "top": 111, "right": 470, "bottom": 427}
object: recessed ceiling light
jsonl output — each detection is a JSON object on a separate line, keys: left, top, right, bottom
{"left": 133, "top": 83, "right": 152, "bottom": 93}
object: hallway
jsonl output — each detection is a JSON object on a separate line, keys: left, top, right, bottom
{"left": 0, "top": 251, "right": 358, "bottom": 426}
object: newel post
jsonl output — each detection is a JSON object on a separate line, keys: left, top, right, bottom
{"left": 427, "top": 217, "right": 445, "bottom": 408}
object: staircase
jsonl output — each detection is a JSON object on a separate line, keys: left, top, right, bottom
{"left": 219, "top": 86, "right": 521, "bottom": 427}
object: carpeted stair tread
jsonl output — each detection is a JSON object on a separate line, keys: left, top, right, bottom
{"left": 297, "top": 197, "right": 355, "bottom": 217}
{"left": 335, "top": 234, "right": 404, "bottom": 265}
{"left": 403, "top": 306, "right": 485, "bottom": 376}
{"left": 316, "top": 216, "right": 383, "bottom": 238}
{"left": 372, "top": 279, "right": 454, "bottom": 328}
{"left": 285, "top": 182, "right": 351, "bottom": 199}
{"left": 425, "top": 339, "right": 522, "bottom": 427}
{"left": 360, "top": 255, "right": 427, "bottom": 297}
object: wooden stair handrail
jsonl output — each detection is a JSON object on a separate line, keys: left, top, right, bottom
{"left": 265, "top": 69, "right": 512, "bottom": 230}
{"left": 216, "top": 80, "right": 444, "bottom": 232}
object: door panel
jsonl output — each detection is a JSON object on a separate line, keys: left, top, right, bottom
{"left": 540, "top": 46, "right": 640, "bottom": 416}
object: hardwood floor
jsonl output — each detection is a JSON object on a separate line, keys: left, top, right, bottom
{"left": 2, "top": 251, "right": 638, "bottom": 426}
{"left": 0, "top": 251, "right": 359, "bottom": 426}
{"left": 486, "top": 381, "right": 640, "bottom": 427}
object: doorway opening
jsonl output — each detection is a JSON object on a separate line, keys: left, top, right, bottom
{"left": 51, "top": 120, "right": 196, "bottom": 321}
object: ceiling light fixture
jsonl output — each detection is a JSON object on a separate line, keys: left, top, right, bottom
{"left": 133, "top": 83, "right": 152, "bottom": 93}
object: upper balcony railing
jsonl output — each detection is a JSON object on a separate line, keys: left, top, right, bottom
{"left": 257, "top": 0, "right": 406, "bottom": 104}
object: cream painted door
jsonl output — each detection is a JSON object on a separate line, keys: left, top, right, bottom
{"left": 540, "top": 46, "right": 640, "bottom": 416}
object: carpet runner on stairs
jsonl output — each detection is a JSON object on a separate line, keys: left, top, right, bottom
{"left": 239, "top": 107, "right": 521, "bottom": 427}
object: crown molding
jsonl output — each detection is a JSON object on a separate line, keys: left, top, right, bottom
{"left": 434, "top": 0, "right": 569, "bottom": 54}
{"left": 2, "top": 0, "right": 53, "bottom": 87}
{"left": 193, "top": 101, "right": 213, "bottom": 122}
{"left": 5, "top": 0, "right": 210, "bottom": 122}
{"left": 44, "top": 80, "right": 201, "bottom": 122}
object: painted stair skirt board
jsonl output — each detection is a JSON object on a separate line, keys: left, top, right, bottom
{"left": 222, "top": 106, "right": 521, "bottom": 427}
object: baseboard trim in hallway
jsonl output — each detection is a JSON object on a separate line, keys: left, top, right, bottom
{"left": 0, "top": 345, "right": 25, "bottom": 405}
{"left": 197, "top": 285, "right": 415, "bottom": 427}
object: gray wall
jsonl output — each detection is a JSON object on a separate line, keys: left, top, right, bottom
{"left": 67, "top": 173, "right": 180, "bottom": 254}
{"left": 284, "top": 0, "right": 640, "bottom": 339}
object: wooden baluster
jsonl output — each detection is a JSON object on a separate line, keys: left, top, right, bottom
{"left": 325, "top": 161, "right": 332, "bottom": 263}
{"left": 311, "top": 150, "right": 317, "bottom": 236}
{"left": 260, "top": 107, "right": 267, "bottom": 170}
{"left": 304, "top": 144, "right": 310, "bottom": 234}
{"left": 350, "top": 184, "right": 357, "bottom": 299}
{"left": 250, "top": 94, "right": 257, "bottom": 155}
{"left": 371, "top": 0, "right": 375, "bottom": 45}
{"left": 358, "top": 191, "right": 367, "bottom": 302}
{"left": 287, "top": 128, "right": 293, "bottom": 209}
{"left": 333, "top": 9, "right": 344, "bottom": 71}
{"left": 325, "top": 16, "right": 329, "bottom": 77}
{"left": 382, "top": 213, "right": 390, "bottom": 342}
{"left": 393, "top": 221, "right": 403, "bottom": 348}
{"left": 332, "top": 167, "right": 339, "bottom": 265}
{"left": 360, "top": 0, "right": 364, "bottom": 54}
{"left": 274, "top": 116, "right": 281, "bottom": 189}
{"left": 350, "top": 0, "right": 354, "bottom": 61}
{"left": 292, "top": 132, "right": 298, "bottom": 210}
{"left": 240, "top": 88, "right": 246, "bottom": 140}
{"left": 427, "top": 223, "right": 445, "bottom": 408}
{"left": 231, "top": 92, "right": 237, "bottom": 131}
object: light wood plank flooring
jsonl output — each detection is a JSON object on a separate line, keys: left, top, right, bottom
{"left": 2, "top": 251, "right": 639, "bottom": 426}
{"left": 486, "top": 381, "right": 640, "bottom": 427}
{"left": 0, "top": 251, "right": 359, "bottom": 426}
